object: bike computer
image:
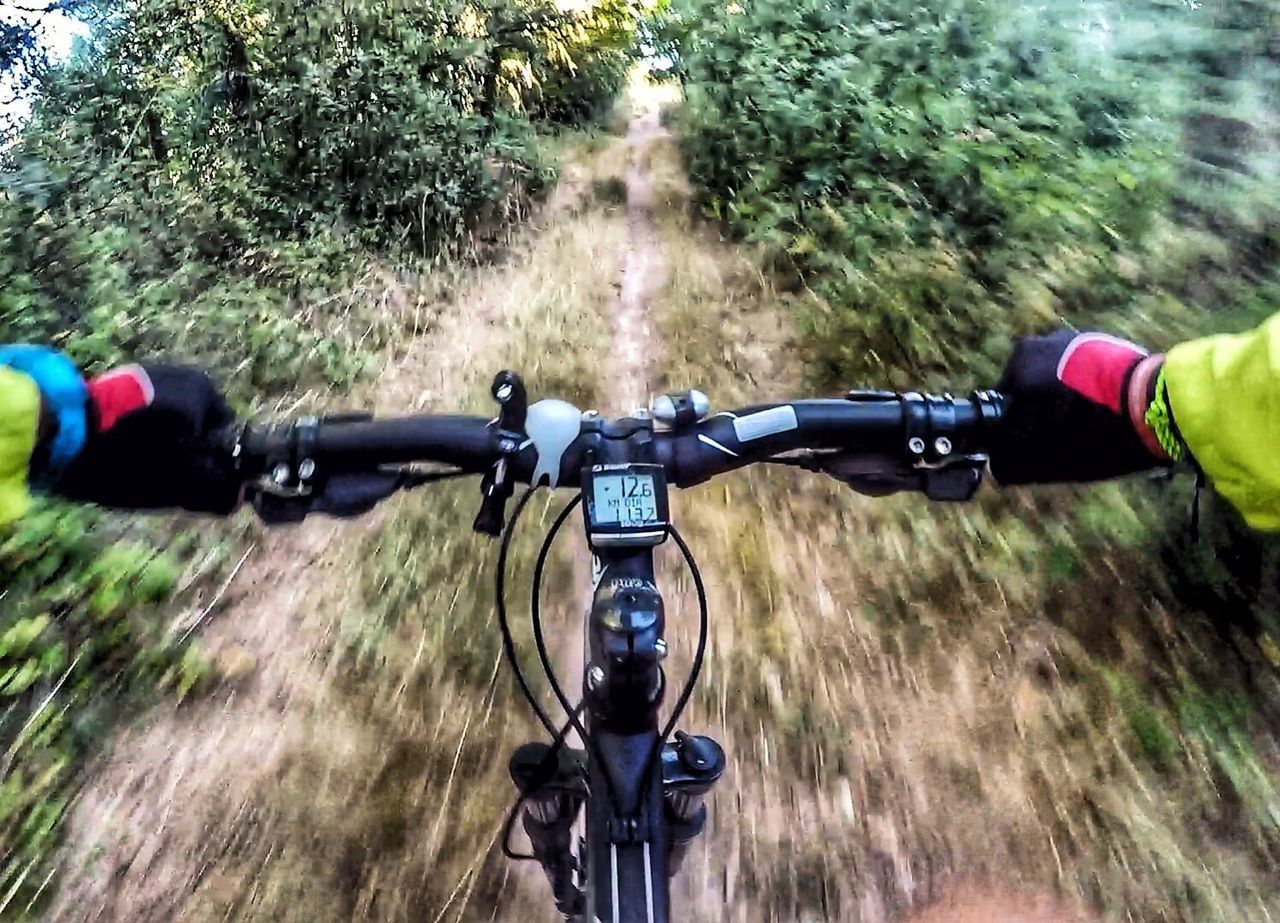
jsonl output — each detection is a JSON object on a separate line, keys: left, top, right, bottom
{"left": 582, "top": 463, "right": 670, "bottom": 548}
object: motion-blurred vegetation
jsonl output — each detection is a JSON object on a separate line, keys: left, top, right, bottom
{"left": 2, "top": 0, "right": 639, "bottom": 387}
{"left": 0, "top": 0, "right": 638, "bottom": 915}
{"left": 4, "top": 0, "right": 1280, "bottom": 915}
{"left": 659, "top": 0, "right": 1279, "bottom": 385}
{"left": 656, "top": 0, "right": 1280, "bottom": 915}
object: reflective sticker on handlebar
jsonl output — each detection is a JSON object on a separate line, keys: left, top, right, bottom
{"left": 733, "top": 405, "right": 798, "bottom": 442}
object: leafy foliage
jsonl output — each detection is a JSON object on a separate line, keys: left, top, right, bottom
{"left": 664, "top": 2, "right": 1280, "bottom": 902}
{"left": 0, "top": 0, "right": 638, "bottom": 386}
{"left": 0, "top": 502, "right": 218, "bottom": 918}
{"left": 666, "top": 0, "right": 1168, "bottom": 386}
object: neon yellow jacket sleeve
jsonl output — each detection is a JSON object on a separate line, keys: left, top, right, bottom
{"left": 0, "top": 366, "right": 40, "bottom": 524}
{"left": 1164, "top": 312, "right": 1280, "bottom": 531}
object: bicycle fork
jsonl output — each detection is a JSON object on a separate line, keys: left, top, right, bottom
{"left": 509, "top": 743, "right": 589, "bottom": 918}
{"left": 509, "top": 731, "right": 725, "bottom": 918}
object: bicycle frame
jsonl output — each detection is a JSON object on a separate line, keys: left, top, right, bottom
{"left": 510, "top": 427, "right": 723, "bottom": 922}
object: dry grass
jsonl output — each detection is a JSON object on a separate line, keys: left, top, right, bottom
{"left": 219, "top": 82, "right": 1280, "bottom": 923}
{"left": 646, "top": 126, "right": 1280, "bottom": 922}
{"left": 157, "top": 137, "right": 626, "bottom": 923}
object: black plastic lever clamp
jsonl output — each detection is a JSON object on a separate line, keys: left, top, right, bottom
{"left": 474, "top": 370, "right": 529, "bottom": 536}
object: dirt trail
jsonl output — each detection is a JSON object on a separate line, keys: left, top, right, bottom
{"left": 48, "top": 87, "right": 1257, "bottom": 923}
{"left": 44, "top": 514, "right": 336, "bottom": 921}
{"left": 45, "top": 286, "right": 495, "bottom": 922}
{"left": 46, "top": 105, "right": 650, "bottom": 923}
{"left": 611, "top": 106, "right": 667, "bottom": 408}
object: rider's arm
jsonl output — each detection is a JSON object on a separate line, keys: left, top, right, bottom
{"left": 989, "top": 330, "right": 1169, "bottom": 486}
{"left": 0, "top": 365, "right": 43, "bottom": 522}
{"left": 991, "top": 313, "right": 1280, "bottom": 532}
{"left": 0, "top": 346, "right": 91, "bottom": 523}
{"left": 0, "top": 345, "right": 409, "bottom": 524}
{"left": 1159, "top": 312, "right": 1280, "bottom": 530}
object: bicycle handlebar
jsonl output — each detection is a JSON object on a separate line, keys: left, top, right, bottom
{"left": 656, "top": 390, "right": 1003, "bottom": 487}
{"left": 219, "top": 382, "right": 1004, "bottom": 509}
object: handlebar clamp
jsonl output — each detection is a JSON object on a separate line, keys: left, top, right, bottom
{"left": 850, "top": 390, "right": 968, "bottom": 466}
{"left": 246, "top": 415, "right": 349, "bottom": 497}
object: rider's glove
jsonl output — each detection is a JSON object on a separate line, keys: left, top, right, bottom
{"left": 54, "top": 364, "right": 246, "bottom": 514}
{"left": 0, "top": 348, "right": 408, "bottom": 523}
{"left": 60, "top": 363, "right": 408, "bottom": 521}
{"left": 989, "top": 329, "right": 1171, "bottom": 485}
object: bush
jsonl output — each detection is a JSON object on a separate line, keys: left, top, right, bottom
{"left": 523, "top": 0, "right": 637, "bottom": 127}
{"left": 667, "top": 0, "right": 1167, "bottom": 384}
{"left": 0, "top": 0, "right": 643, "bottom": 387}
{"left": 0, "top": 502, "right": 214, "bottom": 917}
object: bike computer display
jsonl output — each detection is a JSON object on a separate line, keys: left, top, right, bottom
{"left": 582, "top": 463, "right": 670, "bottom": 548}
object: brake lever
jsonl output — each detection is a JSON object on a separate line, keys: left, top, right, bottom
{"left": 474, "top": 371, "right": 529, "bottom": 537}
{"left": 250, "top": 465, "right": 450, "bottom": 525}
{"left": 802, "top": 452, "right": 988, "bottom": 501}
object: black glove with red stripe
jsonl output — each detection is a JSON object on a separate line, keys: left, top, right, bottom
{"left": 53, "top": 364, "right": 405, "bottom": 521}
{"left": 989, "top": 330, "right": 1171, "bottom": 485}
{"left": 54, "top": 365, "right": 245, "bottom": 513}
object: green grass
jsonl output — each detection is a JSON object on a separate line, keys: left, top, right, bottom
{"left": 0, "top": 502, "right": 241, "bottom": 917}
{"left": 1103, "top": 669, "right": 1178, "bottom": 769}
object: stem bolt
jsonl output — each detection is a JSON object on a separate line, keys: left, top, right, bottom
{"left": 655, "top": 639, "right": 668, "bottom": 659}
{"left": 495, "top": 383, "right": 513, "bottom": 402}
{"left": 298, "top": 458, "right": 316, "bottom": 480}
{"left": 907, "top": 437, "right": 926, "bottom": 455}
{"left": 934, "top": 437, "right": 952, "bottom": 456}
{"left": 271, "top": 463, "right": 291, "bottom": 485}
{"left": 588, "top": 665, "right": 605, "bottom": 689}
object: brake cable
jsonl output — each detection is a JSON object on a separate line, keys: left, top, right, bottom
{"left": 530, "top": 494, "right": 590, "bottom": 743}
{"left": 497, "top": 486, "right": 711, "bottom": 830}
{"left": 529, "top": 495, "right": 623, "bottom": 812}
{"left": 496, "top": 491, "right": 601, "bottom": 863}
{"left": 495, "top": 489, "right": 619, "bottom": 847}
{"left": 500, "top": 698, "right": 585, "bottom": 862}
{"left": 396, "top": 466, "right": 474, "bottom": 488}
{"left": 496, "top": 488, "right": 560, "bottom": 738}
{"left": 528, "top": 500, "right": 710, "bottom": 820}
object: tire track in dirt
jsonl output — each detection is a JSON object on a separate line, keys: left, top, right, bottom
{"left": 555, "top": 101, "right": 671, "bottom": 739}
{"left": 610, "top": 106, "right": 667, "bottom": 408}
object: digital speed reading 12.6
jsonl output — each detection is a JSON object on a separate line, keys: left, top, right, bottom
{"left": 591, "top": 473, "right": 659, "bottom": 526}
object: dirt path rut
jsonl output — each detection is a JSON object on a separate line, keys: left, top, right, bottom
{"left": 611, "top": 107, "right": 667, "bottom": 408}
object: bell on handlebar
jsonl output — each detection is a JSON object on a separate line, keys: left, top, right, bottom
{"left": 652, "top": 390, "right": 710, "bottom": 429}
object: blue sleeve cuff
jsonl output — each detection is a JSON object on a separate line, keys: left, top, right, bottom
{"left": 0, "top": 345, "right": 88, "bottom": 478}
